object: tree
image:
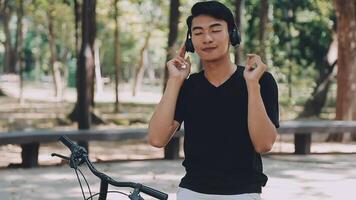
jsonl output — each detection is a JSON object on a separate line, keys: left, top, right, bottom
{"left": 327, "top": 0, "right": 356, "bottom": 142}
{"left": 162, "top": 0, "right": 180, "bottom": 160}
{"left": 234, "top": 0, "right": 244, "bottom": 65}
{"left": 47, "top": 6, "right": 63, "bottom": 100}
{"left": 74, "top": 0, "right": 81, "bottom": 57}
{"left": 258, "top": 0, "right": 268, "bottom": 63}
{"left": 77, "top": 0, "right": 96, "bottom": 150}
{"left": 27, "top": 0, "right": 74, "bottom": 100}
{"left": 16, "top": 0, "right": 25, "bottom": 104}
{"left": 113, "top": 0, "right": 121, "bottom": 112}
{"left": 68, "top": 0, "right": 103, "bottom": 125}
{"left": 298, "top": 34, "right": 337, "bottom": 119}
{"left": 162, "top": 0, "right": 180, "bottom": 92}
{"left": 131, "top": 0, "right": 163, "bottom": 96}
{"left": 132, "top": 32, "right": 151, "bottom": 96}
{"left": 2, "top": 0, "right": 16, "bottom": 73}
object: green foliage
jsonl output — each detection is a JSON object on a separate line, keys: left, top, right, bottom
{"left": 23, "top": 0, "right": 74, "bottom": 78}
{"left": 239, "top": 0, "right": 334, "bottom": 114}
{"left": 0, "top": 0, "right": 336, "bottom": 116}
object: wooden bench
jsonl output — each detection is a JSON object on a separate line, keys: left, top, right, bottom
{"left": 164, "top": 120, "right": 356, "bottom": 156}
{"left": 277, "top": 120, "right": 356, "bottom": 154}
{"left": 0, "top": 128, "right": 182, "bottom": 168}
{"left": 1, "top": 120, "right": 356, "bottom": 168}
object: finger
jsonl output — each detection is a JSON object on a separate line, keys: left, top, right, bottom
{"left": 178, "top": 43, "right": 186, "bottom": 58}
{"left": 246, "top": 56, "right": 256, "bottom": 69}
{"left": 175, "top": 57, "right": 189, "bottom": 69}
{"left": 167, "top": 58, "right": 184, "bottom": 68}
{"left": 247, "top": 54, "right": 262, "bottom": 64}
{"left": 176, "top": 56, "right": 191, "bottom": 69}
{"left": 173, "top": 59, "right": 186, "bottom": 68}
{"left": 255, "top": 63, "right": 267, "bottom": 75}
{"left": 245, "top": 59, "right": 252, "bottom": 70}
{"left": 176, "top": 56, "right": 188, "bottom": 65}
{"left": 185, "top": 56, "right": 191, "bottom": 65}
{"left": 182, "top": 56, "right": 191, "bottom": 69}
{"left": 247, "top": 53, "right": 257, "bottom": 57}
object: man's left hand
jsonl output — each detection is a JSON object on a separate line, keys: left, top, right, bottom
{"left": 244, "top": 54, "right": 267, "bottom": 86}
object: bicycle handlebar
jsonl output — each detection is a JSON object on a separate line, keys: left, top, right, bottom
{"left": 57, "top": 136, "right": 168, "bottom": 200}
{"left": 59, "top": 135, "right": 76, "bottom": 151}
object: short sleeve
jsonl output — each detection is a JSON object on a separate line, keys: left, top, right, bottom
{"left": 174, "top": 80, "right": 187, "bottom": 130}
{"left": 259, "top": 72, "right": 280, "bottom": 128}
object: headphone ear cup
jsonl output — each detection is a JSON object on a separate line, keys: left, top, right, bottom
{"left": 185, "top": 38, "right": 195, "bottom": 53}
{"left": 229, "top": 28, "right": 241, "bottom": 47}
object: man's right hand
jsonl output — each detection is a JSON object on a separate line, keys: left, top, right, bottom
{"left": 166, "top": 44, "right": 191, "bottom": 81}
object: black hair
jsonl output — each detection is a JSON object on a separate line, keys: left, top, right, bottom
{"left": 186, "top": 1, "right": 236, "bottom": 33}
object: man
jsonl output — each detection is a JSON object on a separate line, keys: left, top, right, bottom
{"left": 148, "top": 1, "right": 279, "bottom": 199}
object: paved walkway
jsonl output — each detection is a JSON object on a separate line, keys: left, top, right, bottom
{"left": 1, "top": 154, "right": 355, "bottom": 200}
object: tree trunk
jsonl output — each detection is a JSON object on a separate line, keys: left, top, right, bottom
{"left": 329, "top": 0, "right": 356, "bottom": 142}
{"left": 234, "top": 0, "right": 244, "bottom": 65}
{"left": 3, "top": 0, "right": 16, "bottom": 73}
{"left": 258, "top": 0, "right": 268, "bottom": 63}
{"left": 163, "top": 0, "right": 180, "bottom": 92}
{"left": 74, "top": 0, "right": 81, "bottom": 57}
{"left": 114, "top": 0, "right": 121, "bottom": 113}
{"left": 68, "top": 0, "right": 81, "bottom": 121}
{"left": 163, "top": 0, "right": 181, "bottom": 160}
{"left": 299, "top": 33, "right": 337, "bottom": 119}
{"left": 299, "top": 60, "right": 336, "bottom": 119}
{"left": 47, "top": 10, "right": 63, "bottom": 101}
{"left": 132, "top": 32, "right": 151, "bottom": 96}
{"left": 16, "top": 0, "right": 24, "bottom": 104}
{"left": 59, "top": 49, "right": 69, "bottom": 99}
{"left": 77, "top": 0, "right": 96, "bottom": 151}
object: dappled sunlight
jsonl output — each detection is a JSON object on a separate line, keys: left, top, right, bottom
{"left": 1, "top": 157, "right": 355, "bottom": 199}
{"left": 282, "top": 170, "right": 346, "bottom": 181}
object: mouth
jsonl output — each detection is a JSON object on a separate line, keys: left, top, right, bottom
{"left": 202, "top": 47, "right": 217, "bottom": 52}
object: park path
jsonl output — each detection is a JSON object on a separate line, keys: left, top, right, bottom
{"left": 1, "top": 154, "right": 355, "bottom": 200}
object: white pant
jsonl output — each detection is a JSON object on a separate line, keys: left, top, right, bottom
{"left": 176, "top": 187, "right": 261, "bottom": 200}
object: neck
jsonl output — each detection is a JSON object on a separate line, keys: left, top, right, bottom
{"left": 201, "top": 54, "right": 236, "bottom": 86}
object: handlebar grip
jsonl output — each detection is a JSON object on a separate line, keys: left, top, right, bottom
{"left": 58, "top": 136, "right": 76, "bottom": 151}
{"left": 141, "top": 185, "right": 168, "bottom": 200}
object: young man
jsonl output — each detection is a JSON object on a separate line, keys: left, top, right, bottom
{"left": 148, "top": 1, "right": 279, "bottom": 199}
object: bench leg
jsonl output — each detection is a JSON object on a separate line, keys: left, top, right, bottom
{"left": 21, "top": 143, "right": 39, "bottom": 168}
{"left": 294, "top": 133, "right": 311, "bottom": 154}
{"left": 164, "top": 138, "right": 180, "bottom": 160}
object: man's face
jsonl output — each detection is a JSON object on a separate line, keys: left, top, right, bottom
{"left": 191, "top": 15, "right": 230, "bottom": 62}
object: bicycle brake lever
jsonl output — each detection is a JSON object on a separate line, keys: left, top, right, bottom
{"left": 51, "top": 153, "right": 70, "bottom": 161}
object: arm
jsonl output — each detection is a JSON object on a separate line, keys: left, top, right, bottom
{"left": 148, "top": 77, "right": 184, "bottom": 148}
{"left": 244, "top": 54, "right": 278, "bottom": 153}
{"left": 148, "top": 45, "right": 191, "bottom": 148}
{"left": 247, "top": 82, "right": 278, "bottom": 153}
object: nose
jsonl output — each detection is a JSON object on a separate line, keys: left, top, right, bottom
{"left": 202, "top": 33, "right": 213, "bottom": 44}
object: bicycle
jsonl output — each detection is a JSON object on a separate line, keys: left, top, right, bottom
{"left": 51, "top": 136, "right": 169, "bottom": 200}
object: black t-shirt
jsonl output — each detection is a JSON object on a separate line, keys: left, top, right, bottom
{"left": 174, "top": 66, "right": 279, "bottom": 195}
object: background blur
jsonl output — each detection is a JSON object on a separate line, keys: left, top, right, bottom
{"left": 0, "top": 0, "right": 355, "bottom": 166}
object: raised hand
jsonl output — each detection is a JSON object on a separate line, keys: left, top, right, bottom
{"left": 166, "top": 44, "right": 191, "bottom": 81}
{"left": 244, "top": 54, "right": 267, "bottom": 85}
